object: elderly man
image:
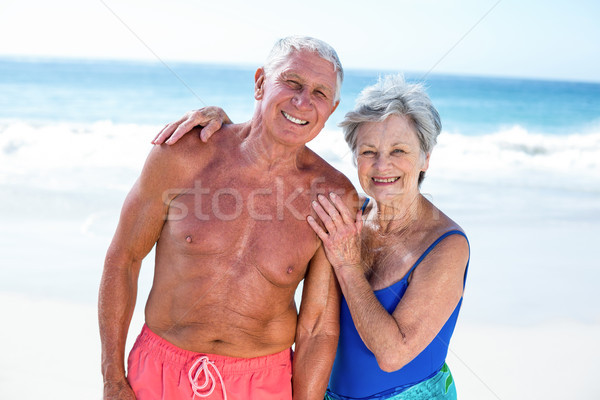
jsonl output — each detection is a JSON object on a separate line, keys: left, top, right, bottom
{"left": 99, "top": 36, "right": 356, "bottom": 400}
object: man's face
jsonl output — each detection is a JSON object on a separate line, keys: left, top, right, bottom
{"left": 254, "top": 50, "right": 340, "bottom": 147}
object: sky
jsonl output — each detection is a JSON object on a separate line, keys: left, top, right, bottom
{"left": 1, "top": 0, "right": 599, "bottom": 83}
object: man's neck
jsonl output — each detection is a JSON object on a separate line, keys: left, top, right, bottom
{"left": 239, "top": 121, "right": 308, "bottom": 173}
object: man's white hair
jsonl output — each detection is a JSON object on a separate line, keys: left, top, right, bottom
{"left": 263, "top": 36, "right": 343, "bottom": 103}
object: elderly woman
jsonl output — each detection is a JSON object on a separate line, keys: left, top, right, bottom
{"left": 307, "top": 75, "right": 469, "bottom": 400}
{"left": 156, "top": 75, "right": 469, "bottom": 400}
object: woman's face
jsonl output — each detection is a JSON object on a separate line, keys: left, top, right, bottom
{"left": 356, "top": 114, "right": 429, "bottom": 203}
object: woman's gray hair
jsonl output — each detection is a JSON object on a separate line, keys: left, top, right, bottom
{"left": 340, "top": 74, "right": 441, "bottom": 184}
{"left": 263, "top": 36, "right": 344, "bottom": 104}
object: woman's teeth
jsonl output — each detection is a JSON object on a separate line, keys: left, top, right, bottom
{"left": 372, "top": 177, "right": 399, "bottom": 183}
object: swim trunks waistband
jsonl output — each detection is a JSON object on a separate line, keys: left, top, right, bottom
{"left": 135, "top": 323, "right": 292, "bottom": 374}
{"left": 127, "top": 324, "right": 293, "bottom": 399}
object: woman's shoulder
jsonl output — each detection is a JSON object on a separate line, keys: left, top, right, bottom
{"left": 415, "top": 201, "right": 469, "bottom": 265}
{"left": 420, "top": 197, "right": 466, "bottom": 236}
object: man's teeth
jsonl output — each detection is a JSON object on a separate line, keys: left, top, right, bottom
{"left": 283, "top": 111, "right": 308, "bottom": 125}
{"left": 373, "top": 177, "right": 399, "bottom": 183}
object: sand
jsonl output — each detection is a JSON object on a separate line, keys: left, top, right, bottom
{"left": 1, "top": 292, "right": 598, "bottom": 399}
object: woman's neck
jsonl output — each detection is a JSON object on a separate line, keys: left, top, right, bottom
{"left": 373, "top": 193, "right": 425, "bottom": 234}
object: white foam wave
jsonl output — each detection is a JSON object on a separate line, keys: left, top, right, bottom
{"left": 310, "top": 124, "right": 600, "bottom": 192}
{"left": 0, "top": 120, "right": 155, "bottom": 190}
{"left": 2, "top": 121, "right": 599, "bottom": 193}
{"left": 431, "top": 126, "right": 600, "bottom": 190}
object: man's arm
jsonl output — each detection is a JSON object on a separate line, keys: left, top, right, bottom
{"left": 293, "top": 245, "right": 340, "bottom": 400}
{"left": 152, "top": 106, "right": 231, "bottom": 145}
{"left": 293, "top": 178, "right": 358, "bottom": 399}
{"left": 98, "top": 144, "right": 189, "bottom": 399}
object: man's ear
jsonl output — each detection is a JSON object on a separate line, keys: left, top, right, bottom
{"left": 331, "top": 100, "right": 340, "bottom": 114}
{"left": 254, "top": 67, "right": 266, "bottom": 100}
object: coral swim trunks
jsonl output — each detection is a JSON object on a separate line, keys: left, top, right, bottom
{"left": 127, "top": 324, "right": 293, "bottom": 400}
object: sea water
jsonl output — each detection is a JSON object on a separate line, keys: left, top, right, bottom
{"left": 3, "top": 57, "right": 599, "bottom": 133}
{"left": 1, "top": 57, "right": 599, "bottom": 325}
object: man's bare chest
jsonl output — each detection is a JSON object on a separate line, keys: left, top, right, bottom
{"left": 162, "top": 174, "right": 321, "bottom": 276}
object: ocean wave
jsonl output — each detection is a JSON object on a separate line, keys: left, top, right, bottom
{"left": 429, "top": 125, "right": 600, "bottom": 190}
{"left": 0, "top": 120, "right": 154, "bottom": 190}
{"left": 1, "top": 121, "right": 599, "bottom": 192}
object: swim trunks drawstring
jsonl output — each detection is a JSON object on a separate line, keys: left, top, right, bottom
{"left": 188, "top": 356, "right": 228, "bottom": 400}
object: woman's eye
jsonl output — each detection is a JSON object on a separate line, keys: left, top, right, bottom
{"left": 392, "top": 149, "right": 405, "bottom": 155}
{"left": 361, "top": 150, "right": 376, "bottom": 156}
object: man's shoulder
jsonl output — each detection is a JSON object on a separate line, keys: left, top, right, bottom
{"left": 302, "top": 148, "right": 354, "bottom": 189}
{"left": 140, "top": 127, "right": 222, "bottom": 187}
{"left": 153, "top": 124, "right": 242, "bottom": 165}
{"left": 300, "top": 148, "right": 358, "bottom": 210}
{"left": 154, "top": 127, "right": 206, "bottom": 159}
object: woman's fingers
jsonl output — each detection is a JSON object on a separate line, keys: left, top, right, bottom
{"left": 312, "top": 199, "right": 337, "bottom": 234}
{"left": 316, "top": 194, "right": 347, "bottom": 227}
{"left": 327, "top": 192, "right": 356, "bottom": 225}
{"left": 318, "top": 193, "right": 360, "bottom": 229}
{"left": 307, "top": 215, "right": 328, "bottom": 241}
{"left": 309, "top": 194, "right": 364, "bottom": 270}
{"left": 312, "top": 193, "right": 362, "bottom": 238}
{"left": 355, "top": 208, "right": 364, "bottom": 231}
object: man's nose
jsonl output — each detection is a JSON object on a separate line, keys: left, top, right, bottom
{"left": 292, "top": 89, "right": 312, "bottom": 110}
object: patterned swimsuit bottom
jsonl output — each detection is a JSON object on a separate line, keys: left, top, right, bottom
{"left": 325, "top": 363, "right": 457, "bottom": 400}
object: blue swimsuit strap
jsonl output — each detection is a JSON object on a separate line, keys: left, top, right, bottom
{"left": 403, "top": 230, "right": 470, "bottom": 287}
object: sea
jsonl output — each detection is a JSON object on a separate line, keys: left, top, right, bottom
{"left": 1, "top": 57, "right": 599, "bottom": 399}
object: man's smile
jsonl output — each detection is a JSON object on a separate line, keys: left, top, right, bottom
{"left": 282, "top": 111, "right": 308, "bottom": 125}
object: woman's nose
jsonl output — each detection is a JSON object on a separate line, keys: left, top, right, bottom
{"left": 373, "top": 154, "right": 392, "bottom": 171}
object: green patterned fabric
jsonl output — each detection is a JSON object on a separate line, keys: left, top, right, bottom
{"left": 325, "top": 363, "right": 457, "bottom": 400}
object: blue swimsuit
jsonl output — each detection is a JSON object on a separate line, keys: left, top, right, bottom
{"left": 327, "top": 230, "right": 469, "bottom": 399}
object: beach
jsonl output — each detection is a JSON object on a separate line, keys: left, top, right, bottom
{"left": 1, "top": 59, "right": 599, "bottom": 398}
{"left": 1, "top": 300, "right": 598, "bottom": 399}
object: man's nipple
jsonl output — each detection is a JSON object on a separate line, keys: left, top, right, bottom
{"left": 185, "top": 235, "right": 193, "bottom": 243}
{"left": 287, "top": 266, "right": 293, "bottom": 274}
